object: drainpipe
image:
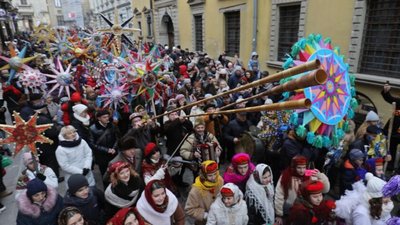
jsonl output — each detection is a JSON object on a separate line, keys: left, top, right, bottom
{"left": 251, "top": 0, "right": 258, "bottom": 52}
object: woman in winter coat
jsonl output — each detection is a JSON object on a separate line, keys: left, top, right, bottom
{"left": 274, "top": 155, "right": 330, "bottom": 225}
{"left": 16, "top": 178, "right": 64, "bottom": 225}
{"left": 141, "top": 142, "right": 178, "bottom": 194}
{"left": 185, "top": 160, "right": 224, "bottom": 225}
{"left": 206, "top": 182, "right": 248, "bottom": 225}
{"left": 245, "top": 163, "right": 275, "bottom": 225}
{"left": 136, "top": 179, "right": 185, "bottom": 225}
{"left": 223, "top": 153, "right": 255, "bottom": 193}
{"left": 55, "top": 125, "right": 95, "bottom": 188}
{"left": 335, "top": 173, "right": 393, "bottom": 225}
{"left": 107, "top": 207, "right": 145, "bottom": 225}
{"left": 58, "top": 206, "right": 88, "bottom": 225}
{"left": 64, "top": 174, "right": 105, "bottom": 225}
{"left": 104, "top": 161, "right": 144, "bottom": 221}
{"left": 16, "top": 152, "right": 58, "bottom": 199}
{"left": 288, "top": 180, "right": 336, "bottom": 225}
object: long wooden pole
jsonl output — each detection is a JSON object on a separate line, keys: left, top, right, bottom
{"left": 220, "top": 68, "right": 327, "bottom": 110}
{"left": 154, "top": 59, "right": 320, "bottom": 119}
{"left": 185, "top": 98, "right": 311, "bottom": 118}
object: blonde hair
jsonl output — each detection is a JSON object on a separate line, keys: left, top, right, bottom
{"left": 60, "top": 125, "right": 76, "bottom": 139}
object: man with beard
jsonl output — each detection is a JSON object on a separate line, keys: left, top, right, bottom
{"left": 180, "top": 118, "right": 222, "bottom": 176}
{"left": 89, "top": 109, "right": 120, "bottom": 176}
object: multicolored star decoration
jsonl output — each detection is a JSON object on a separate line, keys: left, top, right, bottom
{"left": 0, "top": 43, "right": 38, "bottom": 84}
{"left": 0, "top": 112, "right": 53, "bottom": 156}
{"left": 46, "top": 58, "right": 76, "bottom": 97}
{"left": 131, "top": 60, "right": 169, "bottom": 102}
{"left": 281, "top": 33, "right": 358, "bottom": 148}
{"left": 33, "top": 24, "right": 56, "bottom": 51}
{"left": 97, "top": 7, "right": 141, "bottom": 49}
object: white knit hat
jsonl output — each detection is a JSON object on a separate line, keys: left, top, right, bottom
{"left": 72, "top": 104, "right": 88, "bottom": 115}
{"left": 365, "top": 172, "right": 387, "bottom": 198}
{"left": 365, "top": 111, "right": 379, "bottom": 122}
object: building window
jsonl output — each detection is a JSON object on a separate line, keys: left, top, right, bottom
{"left": 147, "top": 14, "right": 152, "bottom": 37}
{"left": 224, "top": 11, "right": 240, "bottom": 57}
{"left": 20, "top": 0, "right": 27, "bottom": 5}
{"left": 55, "top": 0, "right": 61, "bottom": 7}
{"left": 277, "top": 4, "right": 300, "bottom": 61}
{"left": 57, "top": 15, "right": 65, "bottom": 26}
{"left": 194, "top": 15, "right": 203, "bottom": 51}
{"left": 138, "top": 21, "right": 142, "bottom": 36}
{"left": 358, "top": 0, "right": 400, "bottom": 78}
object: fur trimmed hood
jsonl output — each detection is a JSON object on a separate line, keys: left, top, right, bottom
{"left": 17, "top": 185, "right": 59, "bottom": 218}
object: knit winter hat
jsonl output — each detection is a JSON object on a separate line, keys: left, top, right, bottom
{"left": 68, "top": 174, "right": 89, "bottom": 195}
{"left": 96, "top": 109, "right": 110, "bottom": 118}
{"left": 291, "top": 155, "right": 308, "bottom": 168}
{"left": 367, "top": 125, "right": 382, "bottom": 135}
{"left": 144, "top": 142, "right": 158, "bottom": 158}
{"left": 201, "top": 160, "right": 219, "bottom": 174}
{"left": 26, "top": 178, "right": 47, "bottom": 199}
{"left": 302, "top": 180, "right": 325, "bottom": 197}
{"left": 365, "top": 172, "right": 387, "bottom": 198}
{"left": 70, "top": 92, "right": 82, "bottom": 103}
{"left": 366, "top": 111, "right": 379, "bottom": 122}
{"left": 232, "top": 153, "right": 250, "bottom": 166}
{"left": 349, "top": 149, "right": 365, "bottom": 161}
{"left": 72, "top": 104, "right": 87, "bottom": 115}
{"left": 220, "top": 187, "right": 234, "bottom": 197}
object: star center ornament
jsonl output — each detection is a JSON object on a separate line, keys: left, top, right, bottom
{"left": 0, "top": 112, "right": 54, "bottom": 156}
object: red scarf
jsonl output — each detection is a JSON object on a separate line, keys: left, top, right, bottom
{"left": 144, "top": 180, "right": 169, "bottom": 213}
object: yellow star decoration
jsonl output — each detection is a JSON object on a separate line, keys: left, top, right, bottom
{"left": 33, "top": 24, "right": 56, "bottom": 50}
{"left": 0, "top": 112, "right": 53, "bottom": 156}
{"left": 97, "top": 7, "right": 141, "bottom": 49}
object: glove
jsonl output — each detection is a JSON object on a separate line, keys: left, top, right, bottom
{"left": 82, "top": 168, "right": 90, "bottom": 176}
{"left": 36, "top": 173, "right": 46, "bottom": 181}
{"left": 153, "top": 167, "right": 166, "bottom": 180}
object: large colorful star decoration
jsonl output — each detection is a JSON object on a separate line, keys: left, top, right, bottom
{"left": 46, "top": 58, "right": 76, "bottom": 97}
{"left": 0, "top": 112, "right": 53, "bottom": 156}
{"left": 0, "top": 43, "right": 38, "bottom": 84}
{"left": 97, "top": 7, "right": 141, "bottom": 48}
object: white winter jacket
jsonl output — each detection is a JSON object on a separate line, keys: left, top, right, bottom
{"left": 55, "top": 134, "right": 95, "bottom": 187}
{"left": 206, "top": 183, "right": 248, "bottom": 225}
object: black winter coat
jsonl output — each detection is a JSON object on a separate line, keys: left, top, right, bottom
{"left": 89, "top": 121, "right": 119, "bottom": 164}
{"left": 64, "top": 187, "right": 106, "bottom": 225}
{"left": 163, "top": 119, "right": 193, "bottom": 155}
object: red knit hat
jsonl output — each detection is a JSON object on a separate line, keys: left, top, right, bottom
{"left": 220, "top": 187, "right": 234, "bottom": 197}
{"left": 232, "top": 153, "right": 250, "bottom": 166}
{"left": 71, "top": 92, "right": 82, "bottom": 103}
{"left": 108, "top": 161, "right": 130, "bottom": 174}
{"left": 144, "top": 142, "right": 157, "bottom": 158}
{"left": 201, "top": 160, "right": 218, "bottom": 174}
{"left": 301, "top": 180, "right": 324, "bottom": 198}
{"left": 291, "top": 155, "right": 307, "bottom": 168}
{"left": 375, "top": 157, "right": 384, "bottom": 166}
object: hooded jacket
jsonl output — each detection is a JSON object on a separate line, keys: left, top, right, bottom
{"left": 206, "top": 183, "right": 248, "bottom": 225}
{"left": 16, "top": 186, "right": 64, "bottom": 225}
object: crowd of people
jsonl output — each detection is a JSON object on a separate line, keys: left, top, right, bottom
{"left": 0, "top": 36, "right": 398, "bottom": 225}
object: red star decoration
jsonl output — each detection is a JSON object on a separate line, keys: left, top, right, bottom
{"left": 0, "top": 112, "right": 53, "bottom": 156}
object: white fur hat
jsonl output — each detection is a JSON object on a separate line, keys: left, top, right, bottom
{"left": 72, "top": 104, "right": 88, "bottom": 115}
